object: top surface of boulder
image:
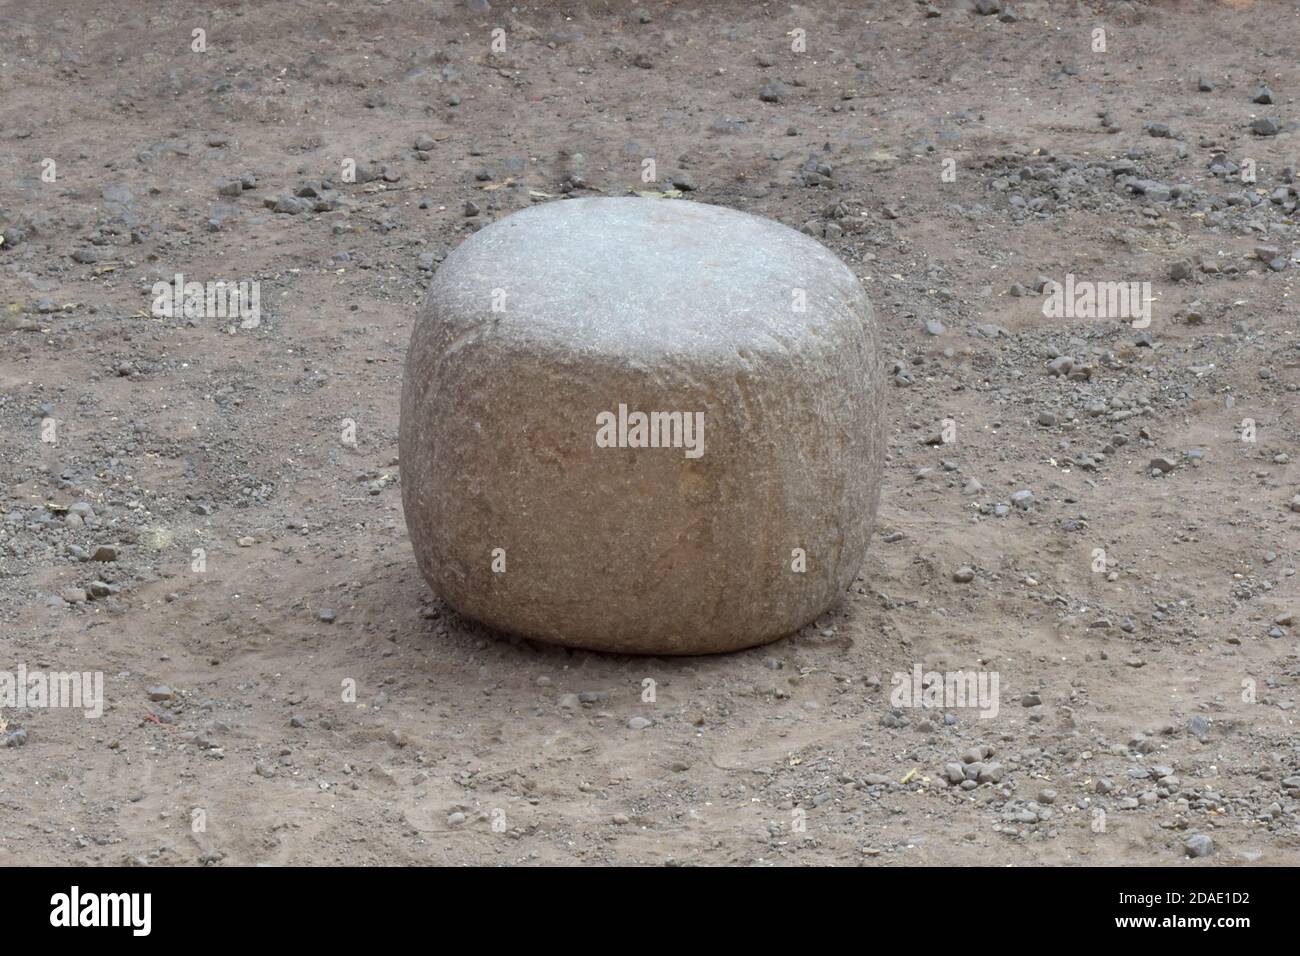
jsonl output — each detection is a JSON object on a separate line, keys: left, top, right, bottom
{"left": 430, "top": 196, "right": 865, "bottom": 361}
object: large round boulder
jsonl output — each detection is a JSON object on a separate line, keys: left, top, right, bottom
{"left": 400, "top": 197, "right": 884, "bottom": 654}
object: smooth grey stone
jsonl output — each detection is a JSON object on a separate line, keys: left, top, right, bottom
{"left": 400, "top": 198, "right": 885, "bottom": 654}
{"left": 1185, "top": 833, "right": 1214, "bottom": 858}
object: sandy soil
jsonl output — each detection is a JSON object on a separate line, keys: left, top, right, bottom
{"left": 1, "top": 0, "right": 1298, "bottom": 866}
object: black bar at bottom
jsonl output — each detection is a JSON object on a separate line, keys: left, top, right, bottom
{"left": 6, "top": 864, "right": 1280, "bottom": 941}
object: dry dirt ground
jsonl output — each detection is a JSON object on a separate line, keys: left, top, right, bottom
{"left": 1, "top": 0, "right": 1299, "bottom": 866}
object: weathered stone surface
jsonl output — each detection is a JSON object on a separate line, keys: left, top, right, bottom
{"left": 400, "top": 197, "right": 885, "bottom": 654}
